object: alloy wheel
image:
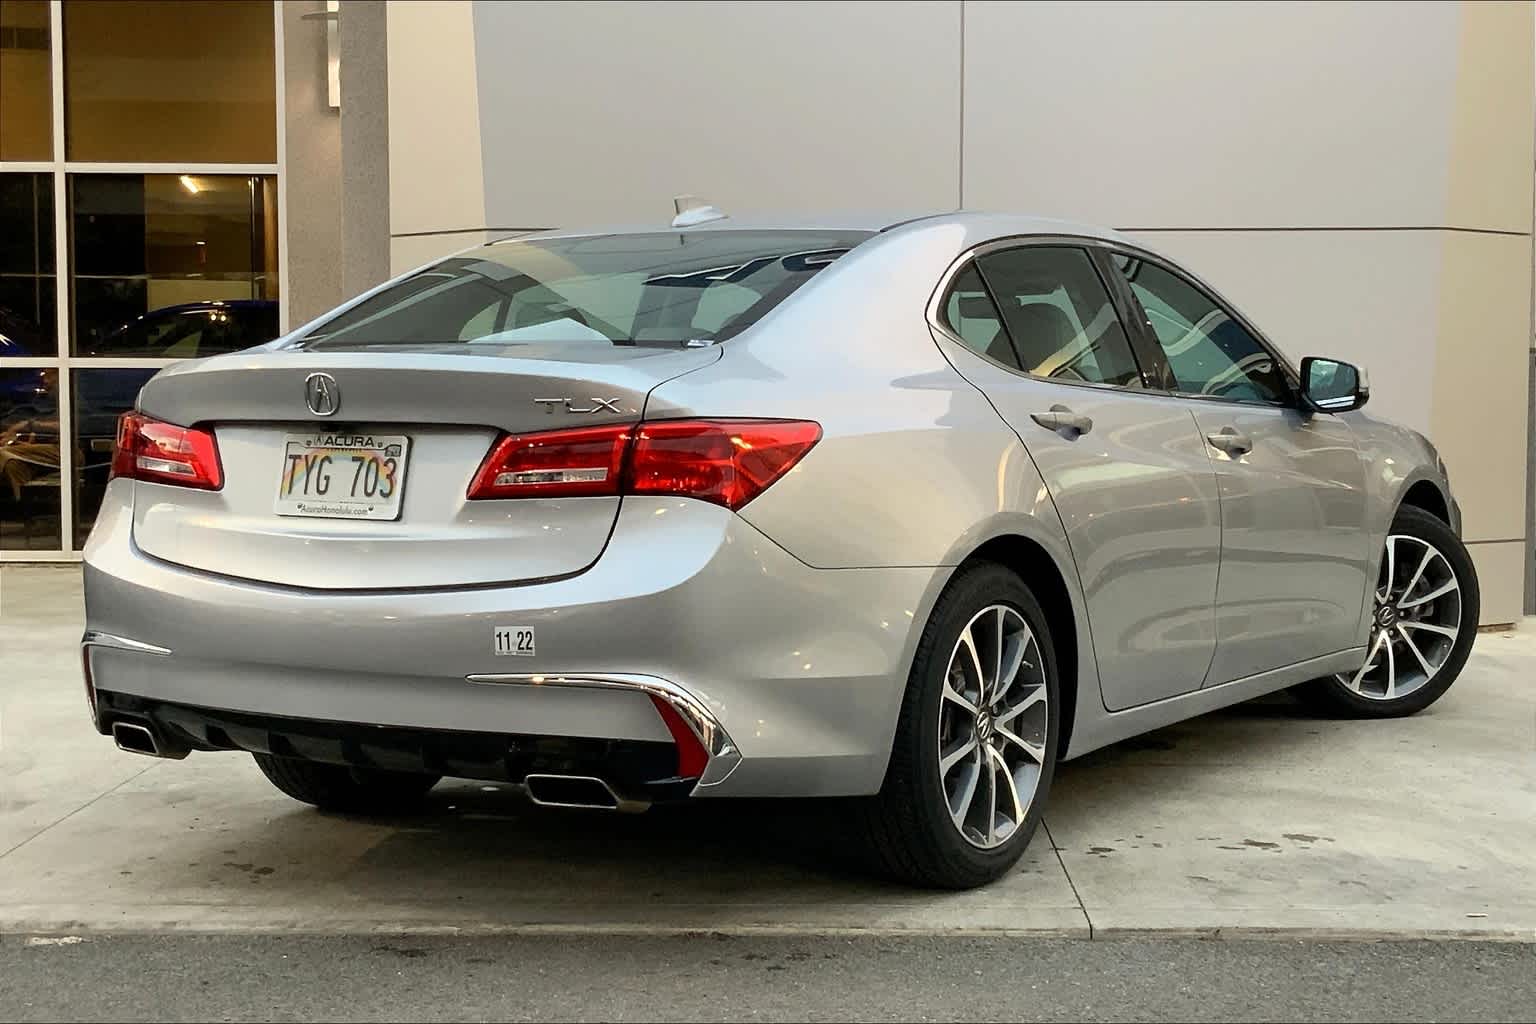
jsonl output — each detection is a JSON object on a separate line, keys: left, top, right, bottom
{"left": 937, "top": 604, "right": 1049, "bottom": 849}
{"left": 1335, "top": 534, "right": 1462, "bottom": 701}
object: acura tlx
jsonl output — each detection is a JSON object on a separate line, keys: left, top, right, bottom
{"left": 81, "top": 208, "right": 1476, "bottom": 888}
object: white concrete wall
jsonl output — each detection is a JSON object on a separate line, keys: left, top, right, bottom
{"left": 385, "top": 0, "right": 1534, "bottom": 623}
{"left": 385, "top": 0, "right": 487, "bottom": 273}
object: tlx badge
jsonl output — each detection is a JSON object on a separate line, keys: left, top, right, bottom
{"left": 533, "top": 397, "right": 622, "bottom": 415}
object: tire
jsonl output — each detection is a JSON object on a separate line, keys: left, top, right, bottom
{"left": 1293, "top": 505, "right": 1479, "bottom": 718}
{"left": 252, "top": 753, "right": 441, "bottom": 814}
{"left": 860, "top": 562, "right": 1061, "bottom": 889}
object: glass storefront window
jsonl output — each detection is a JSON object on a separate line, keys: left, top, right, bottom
{"left": 2, "top": 3, "right": 278, "bottom": 557}
{"left": 70, "top": 173, "right": 279, "bottom": 355}
{"left": 71, "top": 366, "right": 155, "bottom": 547}
{"left": 0, "top": 0, "right": 53, "bottom": 161}
{"left": 0, "top": 367, "right": 61, "bottom": 550}
{"left": 62, "top": 0, "right": 276, "bottom": 164}
{"left": 0, "top": 171, "right": 56, "bottom": 355}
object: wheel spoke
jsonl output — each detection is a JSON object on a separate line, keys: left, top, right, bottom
{"left": 1382, "top": 635, "right": 1397, "bottom": 699}
{"left": 1379, "top": 535, "right": 1396, "bottom": 603}
{"left": 949, "top": 748, "right": 981, "bottom": 827}
{"left": 1396, "top": 624, "right": 1436, "bottom": 677}
{"left": 996, "top": 723, "right": 1045, "bottom": 764}
{"left": 957, "top": 625, "right": 986, "bottom": 698}
{"left": 990, "top": 745, "right": 1024, "bottom": 830}
{"left": 943, "top": 676, "right": 977, "bottom": 713}
{"left": 1347, "top": 632, "right": 1385, "bottom": 693}
{"left": 940, "top": 735, "right": 979, "bottom": 776}
{"left": 1398, "top": 577, "right": 1457, "bottom": 609}
{"left": 996, "top": 685, "right": 1046, "bottom": 725}
{"left": 1400, "top": 545, "right": 1436, "bottom": 602}
{"left": 994, "top": 627, "right": 1029, "bottom": 708}
{"left": 989, "top": 607, "right": 1006, "bottom": 705}
{"left": 982, "top": 754, "right": 999, "bottom": 845}
{"left": 1400, "top": 620, "right": 1457, "bottom": 638}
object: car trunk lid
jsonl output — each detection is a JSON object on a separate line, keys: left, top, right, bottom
{"left": 129, "top": 346, "right": 719, "bottom": 589}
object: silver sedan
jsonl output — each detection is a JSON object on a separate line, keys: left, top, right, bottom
{"left": 81, "top": 211, "right": 1478, "bottom": 888}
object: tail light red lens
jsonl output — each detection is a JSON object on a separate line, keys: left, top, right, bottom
{"left": 467, "top": 424, "right": 630, "bottom": 500}
{"left": 467, "top": 419, "right": 820, "bottom": 510}
{"left": 110, "top": 411, "right": 223, "bottom": 490}
{"left": 627, "top": 419, "right": 822, "bottom": 509}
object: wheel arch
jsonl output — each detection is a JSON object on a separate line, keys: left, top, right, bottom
{"left": 958, "top": 534, "right": 1084, "bottom": 759}
{"left": 1399, "top": 478, "right": 1450, "bottom": 526}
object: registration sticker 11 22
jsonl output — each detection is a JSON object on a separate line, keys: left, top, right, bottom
{"left": 494, "top": 626, "right": 535, "bottom": 656}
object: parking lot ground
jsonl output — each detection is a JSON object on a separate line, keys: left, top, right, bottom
{"left": 2, "top": 565, "right": 1532, "bottom": 941}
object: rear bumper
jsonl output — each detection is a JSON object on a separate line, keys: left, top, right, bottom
{"left": 82, "top": 479, "right": 943, "bottom": 798}
{"left": 93, "top": 690, "right": 700, "bottom": 802}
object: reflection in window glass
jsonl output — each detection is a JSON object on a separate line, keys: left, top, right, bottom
{"left": 71, "top": 367, "right": 155, "bottom": 548}
{"left": 0, "top": 367, "right": 61, "bottom": 550}
{"left": 63, "top": 0, "right": 276, "bottom": 163}
{"left": 70, "top": 174, "right": 279, "bottom": 355}
{"left": 301, "top": 232, "right": 866, "bottom": 350}
{"left": 0, "top": 0, "right": 52, "bottom": 160}
{"left": 0, "top": 172, "right": 56, "bottom": 355}
{"left": 1115, "top": 256, "right": 1289, "bottom": 404}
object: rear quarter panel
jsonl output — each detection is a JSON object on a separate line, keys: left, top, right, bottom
{"left": 645, "top": 219, "right": 1108, "bottom": 757}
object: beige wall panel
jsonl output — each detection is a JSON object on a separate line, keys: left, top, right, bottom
{"left": 470, "top": 0, "right": 961, "bottom": 227}
{"left": 386, "top": 0, "right": 486, "bottom": 236}
{"left": 1443, "top": 1, "right": 1536, "bottom": 233}
{"left": 1430, "top": 231, "right": 1531, "bottom": 543}
{"left": 1467, "top": 541, "right": 1526, "bottom": 626}
{"left": 964, "top": 1, "right": 1458, "bottom": 228}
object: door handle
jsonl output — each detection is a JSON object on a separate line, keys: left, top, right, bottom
{"left": 1030, "top": 405, "right": 1093, "bottom": 436}
{"left": 1206, "top": 427, "right": 1253, "bottom": 457}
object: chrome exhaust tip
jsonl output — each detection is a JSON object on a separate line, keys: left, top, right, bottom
{"left": 523, "top": 773, "right": 650, "bottom": 814}
{"left": 110, "top": 720, "right": 187, "bottom": 759}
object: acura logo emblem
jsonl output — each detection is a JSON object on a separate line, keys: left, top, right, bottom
{"left": 304, "top": 372, "right": 340, "bottom": 416}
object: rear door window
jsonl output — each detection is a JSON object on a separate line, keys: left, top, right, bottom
{"left": 972, "top": 246, "right": 1142, "bottom": 387}
{"left": 299, "top": 231, "right": 871, "bottom": 351}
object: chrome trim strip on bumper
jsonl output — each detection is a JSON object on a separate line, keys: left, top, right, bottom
{"left": 465, "top": 672, "right": 742, "bottom": 788}
{"left": 80, "top": 630, "right": 173, "bottom": 732}
{"left": 81, "top": 630, "right": 173, "bottom": 657}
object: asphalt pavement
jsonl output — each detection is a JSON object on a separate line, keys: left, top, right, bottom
{"left": 2, "top": 933, "right": 1533, "bottom": 1022}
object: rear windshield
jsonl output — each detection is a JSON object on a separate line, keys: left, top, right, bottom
{"left": 297, "top": 230, "right": 872, "bottom": 351}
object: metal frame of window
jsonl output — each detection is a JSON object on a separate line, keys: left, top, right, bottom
{"left": 0, "top": 0, "right": 285, "bottom": 561}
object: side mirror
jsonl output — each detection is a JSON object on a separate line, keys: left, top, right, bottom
{"left": 1300, "top": 356, "right": 1369, "bottom": 412}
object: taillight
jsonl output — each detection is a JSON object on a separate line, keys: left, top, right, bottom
{"left": 467, "top": 419, "right": 820, "bottom": 510}
{"left": 627, "top": 419, "right": 822, "bottom": 509}
{"left": 110, "top": 411, "right": 223, "bottom": 490}
{"left": 467, "top": 424, "right": 631, "bottom": 499}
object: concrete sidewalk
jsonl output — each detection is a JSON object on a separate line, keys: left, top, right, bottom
{"left": 2, "top": 566, "right": 1532, "bottom": 940}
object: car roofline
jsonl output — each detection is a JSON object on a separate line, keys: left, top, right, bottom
{"left": 474, "top": 211, "right": 1130, "bottom": 248}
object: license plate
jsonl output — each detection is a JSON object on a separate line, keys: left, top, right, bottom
{"left": 274, "top": 432, "right": 409, "bottom": 520}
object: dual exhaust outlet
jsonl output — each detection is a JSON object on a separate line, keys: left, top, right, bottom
{"left": 522, "top": 773, "right": 650, "bottom": 814}
{"left": 112, "top": 724, "right": 647, "bottom": 812}
{"left": 110, "top": 721, "right": 188, "bottom": 760}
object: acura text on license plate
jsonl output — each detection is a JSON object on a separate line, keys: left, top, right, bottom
{"left": 274, "top": 432, "right": 409, "bottom": 521}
